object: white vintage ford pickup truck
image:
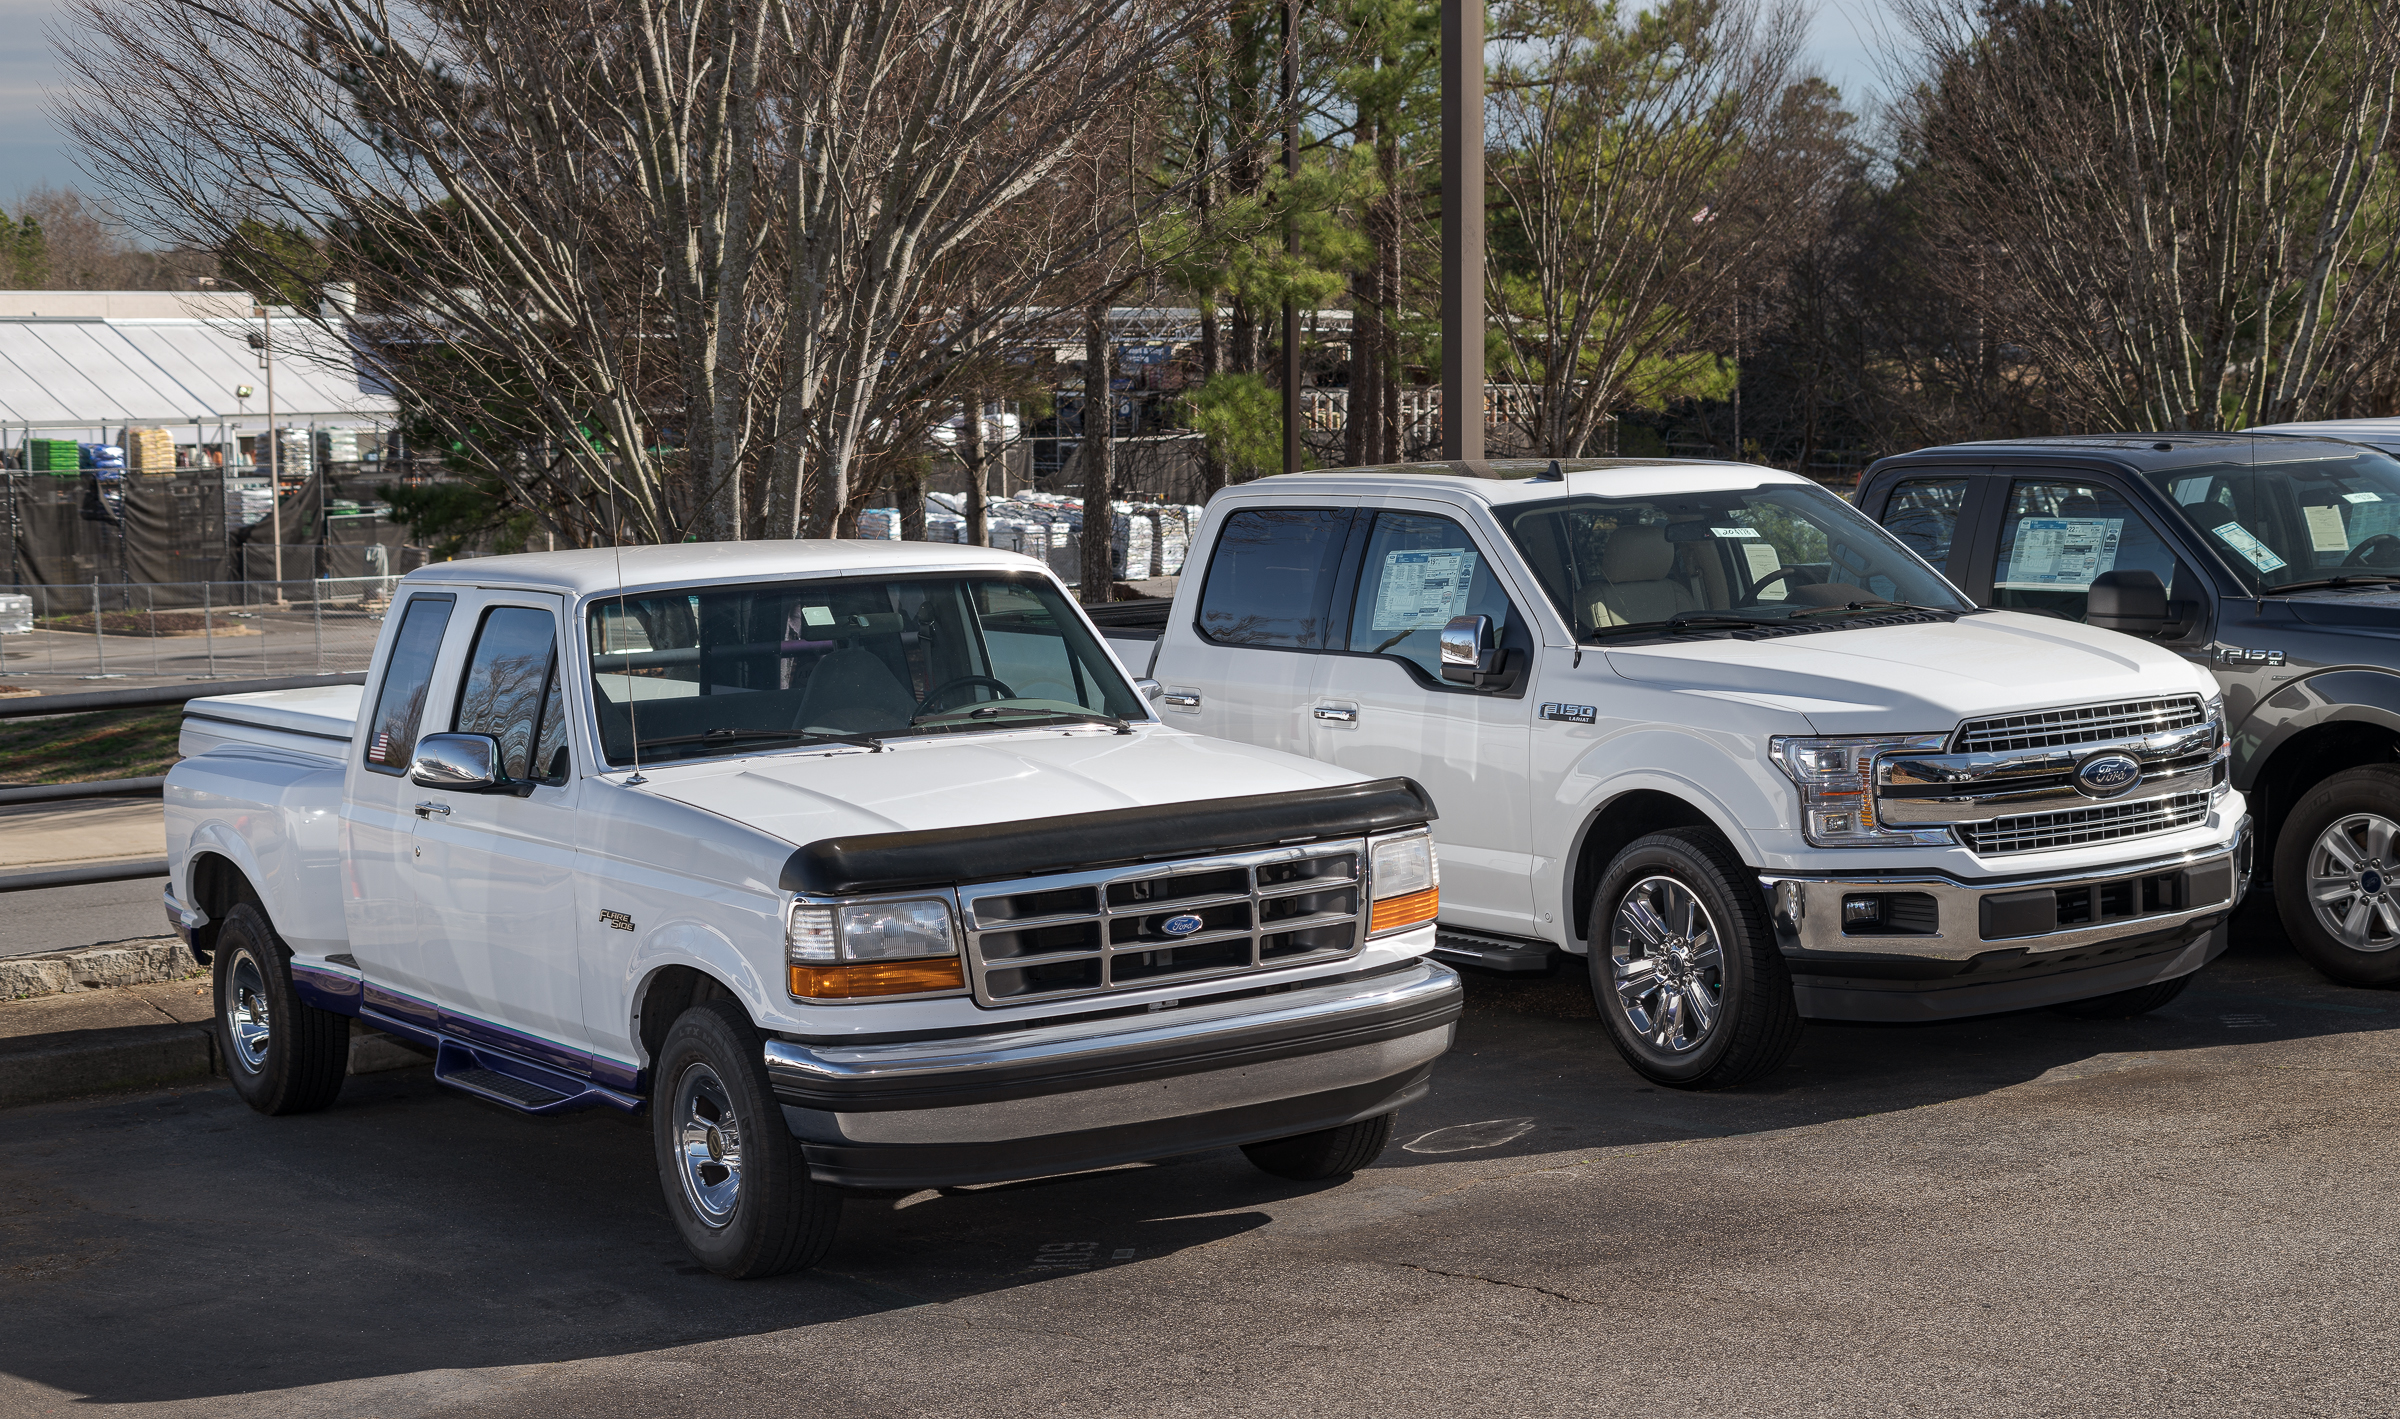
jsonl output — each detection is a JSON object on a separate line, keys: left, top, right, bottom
{"left": 1107, "top": 458, "right": 2253, "bottom": 1088}
{"left": 162, "top": 542, "right": 1458, "bottom": 1277}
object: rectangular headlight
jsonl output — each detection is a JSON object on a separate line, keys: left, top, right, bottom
{"left": 1368, "top": 829, "right": 1439, "bottom": 935}
{"left": 787, "top": 897, "right": 965, "bottom": 1000}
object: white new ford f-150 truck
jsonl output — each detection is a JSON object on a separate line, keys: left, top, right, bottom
{"left": 162, "top": 542, "right": 1459, "bottom": 1277}
{"left": 1109, "top": 458, "right": 2253, "bottom": 1088}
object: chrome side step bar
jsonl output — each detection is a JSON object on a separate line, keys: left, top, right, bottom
{"left": 431, "top": 1039, "right": 642, "bottom": 1116}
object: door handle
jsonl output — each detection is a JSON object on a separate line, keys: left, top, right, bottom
{"left": 1161, "top": 692, "right": 1201, "bottom": 708}
{"left": 414, "top": 801, "right": 450, "bottom": 818}
{"left": 1313, "top": 706, "right": 1358, "bottom": 723}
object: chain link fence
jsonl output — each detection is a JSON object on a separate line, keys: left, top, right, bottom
{"left": 0, "top": 577, "right": 400, "bottom": 681}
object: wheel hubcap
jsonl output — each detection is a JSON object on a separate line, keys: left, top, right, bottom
{"left": 1609, "top": 875, "right": 1725, "bottom": 1055}
{"left": 672, "top": 1063, "right": 744, "bottom": 1227}
{"left": 2308, "top": 813, "right": 2400, "bottom": 954}
{"left": 226, "top": 950, "right": 272, "bottom": 1072}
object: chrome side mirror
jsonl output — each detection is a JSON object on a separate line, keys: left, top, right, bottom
{"left": 410, "top": 733, "right": 507, "bottom": 792}
{"left": 1135, "top": 677, "right": 1164, "bottom": 702}
{"left": 1440, "top": 614, "right": 1495, "bottom": 684}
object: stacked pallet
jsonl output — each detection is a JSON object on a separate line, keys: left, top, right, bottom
{"left": 125, "top": 427, "right": 177, "bottom": 474}
{"left": 25, "top": 438, "right": 79, "bottom": 475}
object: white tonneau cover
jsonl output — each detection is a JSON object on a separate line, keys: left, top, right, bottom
{"left": 180, "top": 683, "right": 363, "bottom": 758}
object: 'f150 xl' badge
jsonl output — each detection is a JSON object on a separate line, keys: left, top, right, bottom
{"left": 1541, "top": 703, "right": 1597, "bottom": 724}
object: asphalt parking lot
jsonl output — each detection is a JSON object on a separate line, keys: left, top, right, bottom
{"left": 3, "top": 895, "right": 2396, "bottom": 1419}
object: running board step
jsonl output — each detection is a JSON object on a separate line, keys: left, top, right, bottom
{"left": 432, "top": 1039, "right": 641, "bottom": 1116}
{"left": 1434, "top": 929, "right": 1562, "bottom": 975}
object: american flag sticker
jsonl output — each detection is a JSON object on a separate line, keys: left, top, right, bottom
{"left": 372, "top": 731, "right": 391, "bottom": 763}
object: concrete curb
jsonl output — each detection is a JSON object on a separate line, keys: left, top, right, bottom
{"left": 1, "top": 938, "right": 198, "bottom": 1000}
{"left": 0, "top": 1022, "right": 218, "bottom": 1108}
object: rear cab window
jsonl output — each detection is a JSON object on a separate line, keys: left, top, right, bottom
{"left": 363, "top": 593, "right": 456, "bottom": 774}
{"left": 1195, "top": 508, "right": 1352, "bottom": 649}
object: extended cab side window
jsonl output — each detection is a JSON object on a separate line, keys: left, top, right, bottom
{"left": 363, "top": 593, "right": 456, "bottom": 774}
{"left": 1196, "top": 508, "right": 1351, "bottom": 648}
{"left": 1995, "top": 480, "right": 2185, "bottom": 622}
{"left": 1343, "top": 512, "right": 1517, "bottom": 679}
{"left": 1879, "top": 477, "right": 1971, "bottom": 579}
{"left": 454, "top": 606, "right": 568, "bottom": 784}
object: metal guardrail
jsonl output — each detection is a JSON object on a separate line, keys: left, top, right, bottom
{"left": 0, "top": 776, "right": 165, "bottom": 806}
{"left": 0, "top": 671, "right": 365, "bottom": 721}
{"left": 0, "top": 857, "right": 170, "bottom": 894}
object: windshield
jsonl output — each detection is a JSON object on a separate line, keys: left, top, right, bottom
{"left": 2143, "top": 450, "right": 2400, "bottom": 593}
{"left": 1496, "top": 482, "right": 1971, "bottom": 639}
{"left": 585, "top": 574, "right": 1145, "bottom": 767}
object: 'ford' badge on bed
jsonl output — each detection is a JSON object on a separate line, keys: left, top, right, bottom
{"left": 1161, "top": 914, "right": 1204, "bottom": 937}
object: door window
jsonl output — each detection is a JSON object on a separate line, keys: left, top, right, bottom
{"left": 363, "top": 593, "right": 456, "bottom": 775}
{"left": 1995, "top": 480, "right": 2185, "bottom": 621}
{"left": 1878, "top": 477, "right": 1972, "bottom": 578}
{"left": 1343, "top": 512, "right": 1517, "bottom": 678}
{"left": 1196, "top": 508, "right": 1352, "bottom": 648}
{"left": 454, "top": 605, "right": 568, "bottom": 784}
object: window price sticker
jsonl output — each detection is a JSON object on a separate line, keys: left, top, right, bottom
{"left": 2213, "top": 520, "right": 2289, "bottom": 573}
{"left": 1370, "top": 548, "right": 1477, "bottom": 631}
{"left": 1999, "top": 517, "right": 2123, "bottom": 589}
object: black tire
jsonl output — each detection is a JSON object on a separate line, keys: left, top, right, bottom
{"left": 651, "top": 999, "right": 840, "bottom": 1278}
{"left": 2050, "top": 971, "right": 2195, "bottom": 1019}
{"left": 213, "top": 902, "right": 350, "bottom": 1115}
{"left": 1586, "top": 828, "right": 1802, "bottom": 1089}
{"left": 1240, "top": 1112, "right": 1395, "bottom": 1181}
{"left": 2274, "top": 764, "right": 2400, "bottom": 988}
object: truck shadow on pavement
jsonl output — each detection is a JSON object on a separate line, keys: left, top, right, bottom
{"left": 2, "top": 896, "right": 2386, "bottom": 1407}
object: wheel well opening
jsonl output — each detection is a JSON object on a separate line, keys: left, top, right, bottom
{"left": 187, "top": 853, "right": 258, "bottom": 961}
{"left": 2252, "top": 721, "right": 2400, "bottom": 856}
{"left": 1570, "top": 791, "right": 1722, "bottom": 943}
{"left": 634, "top": 966, "right": 738, "bottom": 1074}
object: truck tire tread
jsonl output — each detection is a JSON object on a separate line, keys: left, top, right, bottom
{"left": 2273, "top": 763, "right": 2400, "bottom": 988}
{"left": 1240, "top": 1111, "right": 1395, "bottom": 1180}
{"left": 213, "top": 902, "right": 349, "bottom": 1115}
{"left": 653, "top": 999, "right": 840, "bottom": 1278}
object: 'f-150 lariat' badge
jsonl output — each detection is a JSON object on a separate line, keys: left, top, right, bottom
{"left": 599, "top": 910, "right": 635, "bottom": 932}
{"left": 1541, "top": 703, "right": 1597, "bottom": 724}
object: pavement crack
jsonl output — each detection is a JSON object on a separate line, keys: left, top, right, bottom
{"left": 1392, "top": 1260, "right": 1600, "bottom": 1307}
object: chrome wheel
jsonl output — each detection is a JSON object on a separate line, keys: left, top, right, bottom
{"left": 671, "top": 1061, "right": 745, "bottom": 1228}
{"left": 226, "top": 949, "right": 273, "bottom": 1072}
{"left": 1609, "top": 874, "right": 1724, "bottom": 1054}
{"left": 2307, "top": 813, "right": 2400, "bottom": 954}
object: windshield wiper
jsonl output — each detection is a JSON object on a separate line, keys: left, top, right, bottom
{"left": 911, "top": 704, "right": 1132, "bottom": 733}
{"left": 1786, "top": 598, "right": 1955, "bottom": 619}
{"left": 2262, "top": 574, "right": 2400, "bottom": 595}
{"left": 1582, "top": 614, "right": 1770, "bottom": 640}
{"left": 637, "top": 727, "right": 883, "bottom": 753}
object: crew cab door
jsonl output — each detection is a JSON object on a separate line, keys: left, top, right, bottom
{"left": 1308, "top": 504, "right": 1537, "bottom": 937}
{"left": 1160, "top": 504, "right": 1355, "bottom": 756}
{"left": 400, "top": 590, "right": 589, "bottom": 1063}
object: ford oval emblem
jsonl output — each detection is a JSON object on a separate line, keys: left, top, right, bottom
{"left": 1161, "top": 913, "right": 1205, "bottom": 937}
{"left": 2074, "top": 751, "right": 2144, "bottom": 799}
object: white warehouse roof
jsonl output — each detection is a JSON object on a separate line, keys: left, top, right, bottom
{"left": 0, "top": 298, "right": 395, "bottom": 433}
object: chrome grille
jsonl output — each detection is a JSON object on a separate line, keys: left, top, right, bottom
{"left": 961, "top": 839, "right": 1367, "bottom": 1005}
{"left": 1959, "top": 793, "right": 2212, "bottom": 856}
{"left": 1954, "top": 696, "right": 2207, "bottom": 755}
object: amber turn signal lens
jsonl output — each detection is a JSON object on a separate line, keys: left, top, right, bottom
{"left": 1369, "top": 886, "right": 1438, "bottom": 935}
{"left": 789, "top": 957, "right": 966, "bottom": 999}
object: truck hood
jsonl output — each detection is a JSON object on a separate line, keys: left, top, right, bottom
{"left": 2281, "top": 585, "right": 2400, "bottom": 633}
{"left": 635, "top": 726, "right": 1372, "bottom": 848}
{"left": 1602, "top": 610, "right": 2215, "bottom": 733}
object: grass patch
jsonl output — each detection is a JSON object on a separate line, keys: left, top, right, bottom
{"left": 0, "top": 709, "right": 183, "bottom": 785}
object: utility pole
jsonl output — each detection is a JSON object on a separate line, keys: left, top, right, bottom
{"left": 1440, "top": 0, "right": 1485, "bottom": 463}
{"left": 1281, "top": 0, "right": 1301, "bottom": 476}
{"left": 261, "top": 302, "right": 283, "bottom": 598}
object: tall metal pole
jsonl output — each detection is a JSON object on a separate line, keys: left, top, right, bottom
{"left": 1281, "top": 0, "right": 1301, "bottom": 476}
{"left": 1440, "top": 0, "right": 1485, "bottom": 463}
{"left": 263, "top": 302, "right": 283, "bottom": 594}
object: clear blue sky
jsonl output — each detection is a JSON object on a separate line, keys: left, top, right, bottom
{"left": 1, "top": 0, "right": 1912, "bottom": 207}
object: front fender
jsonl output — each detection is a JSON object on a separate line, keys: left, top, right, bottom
{"left": 620, "top": 918, "right": 779, "bottom": 1070}
{"left": 2235, "top": 667, "right": 2400, "bottom": 791}
{"left": 1551, "top": 724, "right": 1791, "bottom": 866}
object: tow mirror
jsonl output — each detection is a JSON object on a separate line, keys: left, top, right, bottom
{"left": 2088, "top": 570, "right": 2189, "bottom": 637}
{"left": 410, "top": 733, "right": 524, "bottom": 794}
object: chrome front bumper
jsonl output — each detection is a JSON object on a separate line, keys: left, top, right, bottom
{"left": 762, "top": 959, "right": 1462, "bottom": 1188}
{"left": 1760, "top": 817, "right": 2252, "bottom": 964}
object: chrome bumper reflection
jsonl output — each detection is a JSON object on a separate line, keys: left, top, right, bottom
{"left": 1760, "top": 818, "right": 2251, "bottom": 962}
